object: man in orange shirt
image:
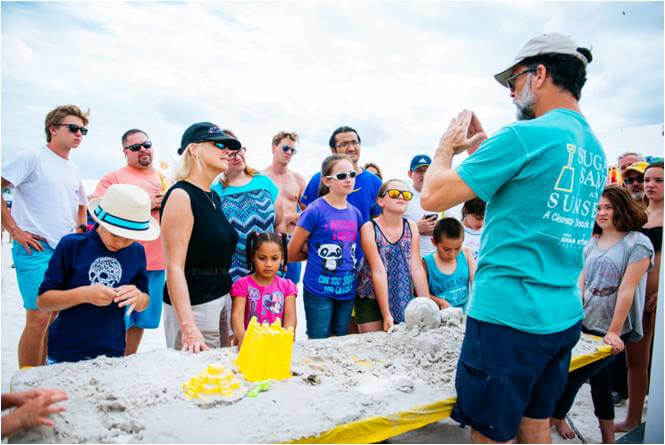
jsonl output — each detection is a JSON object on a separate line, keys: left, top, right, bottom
{"left": 93, "top": 129, "right": 166, "bottom": 354}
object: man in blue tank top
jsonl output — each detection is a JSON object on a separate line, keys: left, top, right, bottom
{"left": 421, "top": 33, "right": 607, "bottom": 443}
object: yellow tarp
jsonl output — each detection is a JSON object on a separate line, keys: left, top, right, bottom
{"left": 290, "top": 336, "right": 612, "bottom": 444}
{"left": 290, "top": 397, "right": 457, "bottom": 444}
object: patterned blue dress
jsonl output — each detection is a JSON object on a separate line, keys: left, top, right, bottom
{"left": 356, "top": 218, "right": 414, "bottom": 323}
{"left": 211, "top": 174, "right": 278, "bottom": 282}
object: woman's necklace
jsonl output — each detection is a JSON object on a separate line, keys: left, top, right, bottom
{"left": 202, "top": 190, "right": 217, "bottom": 210}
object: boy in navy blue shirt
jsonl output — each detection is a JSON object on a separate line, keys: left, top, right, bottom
{"left": 38, "top": 184, "right": 160, "bottom": 363}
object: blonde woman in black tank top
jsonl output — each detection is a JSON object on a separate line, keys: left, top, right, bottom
{"left": 160, "top": 122, "right": 240, "bottom": 353}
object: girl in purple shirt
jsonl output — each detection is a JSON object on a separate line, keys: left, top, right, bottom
{"left": 288, "top": 155, "right": 363, "bottom": 339}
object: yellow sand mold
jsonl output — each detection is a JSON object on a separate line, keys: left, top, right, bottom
{"left": 182, "top": 364, "right": 242, "bottom": 400}
{"left": 236, "top": 317, "right": 294, "bottom": 382}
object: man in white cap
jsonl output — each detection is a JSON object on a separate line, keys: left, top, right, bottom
{"left": 421, "top": 34, "right": 607, "bottom": 443}
{"left": 94, "top": 128, "right": 166, "bottom": 355}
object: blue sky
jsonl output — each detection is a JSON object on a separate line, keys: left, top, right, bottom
{"left": 2, "top": 1, "right": 663, "bottom": 185}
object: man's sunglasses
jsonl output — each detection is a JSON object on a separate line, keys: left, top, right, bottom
{"left": 506, "top": 68, "right": 536, "bottom": 91}
{"left": 383, "top": 189, "right": 413, "bottom": 201}
{"left": 326, "top": 170, "right": 357, "bottom": 181}
{"left": 624, "top": 176, "right": 644, "bottom": 185}
{"left": 56, "top": 124, "right": 88, "bottom": 135}
{"left": 281, "top": 145, "right": 297, "bottom": 155}
{"left": 124, "top": 141, "right": 152, "bottom": 152}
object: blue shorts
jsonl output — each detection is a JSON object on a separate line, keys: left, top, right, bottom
{"left": 451, "top": 317, "right": 582, "bottom": 442}
{"left": 284, "top": 261, "right": 301, "bottom": 285}
{"left": 125, "top": 270, "right": 165, "bottom": 329}
{"left": 302, "top": 288, "right": 354, "bottom": 339}
{"left": 12, "top": 240, "right": 54, "bottom": 310}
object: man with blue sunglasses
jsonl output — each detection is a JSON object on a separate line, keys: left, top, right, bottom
{"left": 263, "top": 131, "right": 306, "bottom": 285}
{"left": 1, "top": 104, "right": 90, "bottom": 368}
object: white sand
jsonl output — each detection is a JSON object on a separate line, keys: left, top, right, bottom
{"left": 1, "top": 239, "right": 637, "bottom": 443}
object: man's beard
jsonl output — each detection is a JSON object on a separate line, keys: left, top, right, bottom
{"left": 138, "top": 154, "right": 152, "bottom": 167}
{"left": 631, "top": 190, "right": 645, "bottom": 201}
{"left": 514, "top": 77, "right": 536, "bottom": 121}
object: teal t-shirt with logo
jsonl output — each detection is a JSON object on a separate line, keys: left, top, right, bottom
{"left": 456, "top": 108, "right": 607, "bottom": 334}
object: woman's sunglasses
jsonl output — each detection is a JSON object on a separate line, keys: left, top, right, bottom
{"left": 56, "top": 123, "right": 88, "bottom": 135}
{"left": 383, "top": 189, "right": 413, "bottom": 201}
{"left": 281, "top": 145, "right": 297, "bottom": 155}
{"left": 326, "top": 170, "right": 357, "bottom": 181}
{"left": 124, "top": 141, "right": 152, "bottom": 152}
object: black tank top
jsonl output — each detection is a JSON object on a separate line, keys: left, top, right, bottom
{"left": 160, "top": 181, "right": 238, "bottom": 305}
{"left": 638, "top": 226, "right": 663, "bottom": 253}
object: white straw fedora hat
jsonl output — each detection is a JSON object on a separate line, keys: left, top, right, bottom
{"left": 87, "top": 184, "right": 160, "bottom": 241}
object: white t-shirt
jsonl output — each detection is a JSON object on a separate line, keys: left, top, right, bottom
{"left": 2, "top": 145, "right": 86, "bottom": 248}
{"left": 463, "top": 226, "right": 482, "bottom": 261}
{"left": 404, "top": 183, "right": 437, "bottom": 258}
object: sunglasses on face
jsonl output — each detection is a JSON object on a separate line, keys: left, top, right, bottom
{"left": 326, "top": 170, "right": 357, "bottom": 181}
{"left": 335, "top": 140, "right": 360, "bottom": 149}
{"left": 624, "top": 176, "right": 644, "bottom": 185}
{"left": 281, "top": 145, "right": 297, "bottom": 155}
{"left": 56, "top": 123, "right": 88, "bottom": 135}
{"left": 383, "top": 189, "right": 413, "bottom": 201}
{"left": 213, "top": 142, "right": 241, "bottom": 151}
{"left": 506, "top": 68, "right": 536, "bottom": 91}
{"left": 124, "top": 141, "right": 152, "bottom": 152}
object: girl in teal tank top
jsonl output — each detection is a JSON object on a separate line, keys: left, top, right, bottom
{"left": 422, "top": 218, "right": 476, "bottom": 312}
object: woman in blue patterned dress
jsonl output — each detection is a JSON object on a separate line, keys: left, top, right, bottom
{"left": 355, "top": 179, "right": 432, "bottom": 332}
{"left": 211, "top": 135, "right": 280, "bottom": 282}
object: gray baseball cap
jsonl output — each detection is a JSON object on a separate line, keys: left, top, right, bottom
{"left": 494, "top": 33, "right": 590, "bottom": 88}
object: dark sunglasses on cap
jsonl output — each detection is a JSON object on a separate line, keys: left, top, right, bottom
{"left": 383, "top": 189, "right": 413, "bottom": 201}
{"left": 124, "top": 141, "right": 152, "bottom": 152}
{"left": 281, "top": 145, "right": 297, "bottom": 155}
{"left": 55, "top": 123, "right": 88, "bottom": 135}
{"left": 326, "top": 170, "right": 357, "bottom": 181}
{"left": 624, "top": 176, "right": 644, "bottom": 185}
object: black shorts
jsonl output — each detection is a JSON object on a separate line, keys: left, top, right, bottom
{"left": 451, "top": 317, "right": 582, "bottom": 441}
{"left": 354, "top": 297, "right": 383, "bottom": 324}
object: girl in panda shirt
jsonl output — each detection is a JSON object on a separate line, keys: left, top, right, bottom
{"left": 288, "top": 155, "right": 363, "bottom": 339}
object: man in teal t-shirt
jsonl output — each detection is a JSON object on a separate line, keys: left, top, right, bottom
{"left": 421, "top": 34, "right": 607, "bottom": 443}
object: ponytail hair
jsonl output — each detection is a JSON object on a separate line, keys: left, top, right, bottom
{"left": 245, "top": 231, "right": 289, "bottom": 274}
{"left": 318, "top": 154, "right": 351, "bottom": 197}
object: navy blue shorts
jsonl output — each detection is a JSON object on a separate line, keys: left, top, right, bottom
{"left": 451, "top": 317, "right": 582, "bottom": 442}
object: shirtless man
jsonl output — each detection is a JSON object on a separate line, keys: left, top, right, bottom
{"left": 263, "top": 131, "right": 306, "bottom": 284}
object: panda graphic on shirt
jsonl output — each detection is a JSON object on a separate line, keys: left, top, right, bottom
{"left": 316, "top": 241, "right": 343, "bottom": 276}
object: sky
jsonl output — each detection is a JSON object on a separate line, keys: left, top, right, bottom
{"left": 1, "top": 1, "right": 663, "bottom": 187}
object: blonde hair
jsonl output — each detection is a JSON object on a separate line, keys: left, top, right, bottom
{"left": 174, "top": 144, "right": 199, "bottom": 182}
{"left": 272, "top": 131, "right": 299, "bottom": 146}
{"left": 44, "top": 105, "right": 90, "bottom": 142}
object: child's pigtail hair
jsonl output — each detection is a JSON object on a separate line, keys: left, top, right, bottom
{"left": 279, "top": 232, "right": 288, "bottom": 272}
{"left": 246, "top": 231, "right": 258, "bottom": 274}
